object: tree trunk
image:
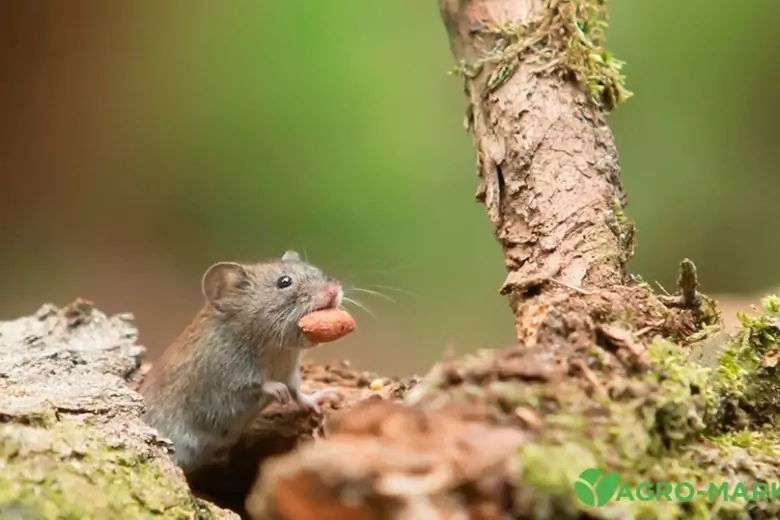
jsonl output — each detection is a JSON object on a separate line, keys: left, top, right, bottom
{"left": 6, "top": 2, "right": 780, "bottom": 520}
{"left": 243, "top": 2, "right": 780, "bottom": 519}
{"left": 439, "top": 0, "right": 634, "bottom": 343}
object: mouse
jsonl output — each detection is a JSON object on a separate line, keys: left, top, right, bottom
{"left": 139, "top": 250, "right": 343, "bottom": 475}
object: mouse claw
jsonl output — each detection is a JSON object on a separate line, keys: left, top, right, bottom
{"left": 262, "top": 381, "right": 293, "bottom": 405}
{"left": 295, "top": 387, "right": 340, "bottom": 414}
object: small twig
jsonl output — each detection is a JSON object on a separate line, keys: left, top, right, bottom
{"left": 571, "top": 358, "right": 607, "bottom": 397}
{"left": 654, "top": 280, "right": 671, "bottom": 296}
{"left": 658, "top": 259, "right": 701, "bottom": 310}
{"left": 677, "top": 258, "right": 699, "bottom": 307}
{"left": 635, "top": 319, "right": 666, "bottom": 338}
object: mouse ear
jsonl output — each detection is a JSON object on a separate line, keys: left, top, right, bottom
{"left": 201, "top": 262, "right": 249, "bottom": 313}
{"left": 281, "top": 250, "right": 301, "bottom": 262}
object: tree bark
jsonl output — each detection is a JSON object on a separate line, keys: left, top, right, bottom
{"left": 0, "top": 299, "right": 238, "bottom": 519}
{"left": 439, "top": 0, "right": 633, "bottom": 343}
{"left": 8, "top": 3, "right": 780, "bottom": 520}
{"left": 241, "top": 2, "right": 780, "bottom": 519}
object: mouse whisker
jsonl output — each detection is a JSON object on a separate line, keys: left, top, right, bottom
{"left": 347, "top": 287, "right": 396, "bottom": 303}
{"left": 341, "top": 296, "right": 377, "bottom": 320}
{"left": 367, "top": 283, "right": 417, "bottom": 297}
{"left": 274, "top": 306, "right": 296, "bottom": 347}
{"left": 286, "top": 307, "right": 302, "bottom": 343}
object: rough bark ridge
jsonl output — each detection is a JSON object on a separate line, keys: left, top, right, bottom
{"left": 441, "top": 0, "right": 633, "bottom": 343}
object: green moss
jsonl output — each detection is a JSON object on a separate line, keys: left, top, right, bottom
{"left": 714, "top": 294, "right": 780, "bottom": 428}
{"left": 609, "top": 197, "right": 635, "bottom": 259}
{"left": 507, "top": 339, "right": 780, "bottom": 517}
{"left": 511, "top": 442, "right": 595, "bottom": 518}
{"left": 644, "top": 340, "right": 715, "bottom": 449}
{"left": 555, "top": 0, "right": 632, "bottom": 109}
{"left": 710, "top": 429, "right": 780, "bottom": 454}
{"left": 412, "top": 330, "right": 780, "bottom": 518}
{"left": 699, "top": 297, "right": 722, "bottom": 328}
{"left": 452, "top": 0, "right": 631, "bottom": 110}
{"left": 0, "top": 422, "right": 215, "bottom": 520}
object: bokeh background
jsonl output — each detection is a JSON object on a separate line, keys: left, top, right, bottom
{"left": 2, "top": 2, "right": 779, "bottom": 376}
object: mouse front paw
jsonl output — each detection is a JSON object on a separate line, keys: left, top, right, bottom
{"left": 262, "top": 381, "right": 292, "bottom": 405}
{"left": 294, "top": 387, "right": 340, "bottom": 414}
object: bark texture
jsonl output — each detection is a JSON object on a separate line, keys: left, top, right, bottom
{"left": 440, "top": 0, "right": 632, "bottom": 342}
{"left": 5, "top": 298, "right": 780, "bottom": 520}
{"left": 245, "top": 292, "right": 780, "bottom": 520}
{"left": 0, "top": 299, "right": 238, "bottom": 519}
{"left": 6, "top": 3, "right": 780, "bottom": 520}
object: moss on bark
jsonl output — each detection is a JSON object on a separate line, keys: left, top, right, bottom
{"left": 0, "top": 422, "right": 216, "bottom": 520}
{"left": 398, "top": 292, "right": 780, "bottom": 519}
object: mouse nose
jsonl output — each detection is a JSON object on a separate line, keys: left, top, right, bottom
{"left": 323, "top": 283, "right": 341, "bottom": 308}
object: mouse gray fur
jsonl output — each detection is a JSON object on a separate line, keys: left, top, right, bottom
{"left": 139, "top": 250, "right": 343, "bottom": 474}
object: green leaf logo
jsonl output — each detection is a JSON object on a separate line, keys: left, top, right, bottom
{"left": 574, "top": 468, "right": 620, "bottom": 507}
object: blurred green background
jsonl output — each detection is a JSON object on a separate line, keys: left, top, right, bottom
{"left": 2, "top": 2, "right": 779, "bottom": 376}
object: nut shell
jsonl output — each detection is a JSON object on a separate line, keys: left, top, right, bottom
{"left": 298, "top": 309, "right": 356, "bottom": 344}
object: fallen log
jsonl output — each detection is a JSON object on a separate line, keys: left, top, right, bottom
{"left": 0, "top": 299, "right": 237, "bottom": 519}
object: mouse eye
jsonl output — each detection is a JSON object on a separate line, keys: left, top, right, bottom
{"left": 276, "top": 275, "right": 293, "bottom": 289}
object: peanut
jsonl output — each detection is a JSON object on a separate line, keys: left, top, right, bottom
{"left": 298, "top": 308, "right": 356, "bottom": 344}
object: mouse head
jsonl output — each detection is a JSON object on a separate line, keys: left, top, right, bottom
{"left": 201, "top": 250, "right": 342, "bottom": 345}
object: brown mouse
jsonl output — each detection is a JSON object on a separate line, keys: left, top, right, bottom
{"left": 139, "top": 250, "right": 343, "bottom": 474}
